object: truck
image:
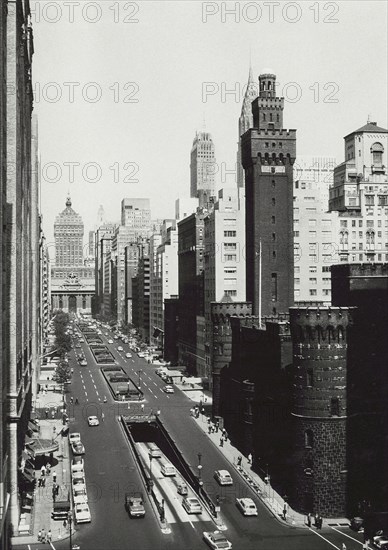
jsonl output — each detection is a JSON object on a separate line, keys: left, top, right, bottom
{"left": 124, "top": 492, "right": 145, "bottom": 518}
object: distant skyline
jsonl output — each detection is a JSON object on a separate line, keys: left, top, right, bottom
{"left": 31, "top": 1, "right": 387, "bottom": 247}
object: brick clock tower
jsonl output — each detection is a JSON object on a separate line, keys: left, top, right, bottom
{"left": 241, "top": 72, "right": 296, "bottom": 316}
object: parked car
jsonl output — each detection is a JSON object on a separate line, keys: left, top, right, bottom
{"left": 73, "top": 487, "right": 88, "bottom": 505}
{"left": 373, "top": 535, "right": 388, "bottom": 549}
{"left": 74, "top": 503, "right": 91, "bottom": 524}
{"left": 69, "top": 433, "right": 81, "bottom": 445}
{"left": 124, "top": 492, "right": 146, "bottom": 518}
{"left": 71, "top": 442, "right": 85, "bottom": 456}
{"left": 350, "top": 517, "right": 364, "bottom": 532}
{"left": 72, "top": 470, "right": 85, "bottom": 481}
{"left": 125, "top": 352, "right": 132, "bottom": 358}
{"left": 71, "top": 456, "right": 84, "bottom": 473}
{"left": 236, "top": 497, "right": 258, "bottom": 516}
{"left": 148, "top": 445, "right": 161, "bottom": 458}
{"left": 80, "top": 360, "right": 87, "bottom": 367}
{"left": 72, "top": 477, "right": 86, "bottom": 491}
{"left": 75, "top": 343, "right": 81, "bottom": 348}
{"left": 163, "top": 385, "right": 174, "bottom": 394}
{"left": 108, "top": 339, "right": 113, "bottom": 344}
{"left": 182, "top": 497, "right": 202, "bottom": 514}
{"left": 138, "top": 352, "right": 146, "bottom": 358}
{"left": 117, "top": 346, "right": 123, "bottom": 352}
{"left": 203, "top": 531, "right": 232, "bottom": 550}
{"left": 88, "top": 415, "right": 99, "bottom": 426}
{"left": 214, "top": 470, "right": 233, "bottom": 486}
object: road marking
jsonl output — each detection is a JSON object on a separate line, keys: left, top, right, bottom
{"left": 308, "top": 528, "right": 341, "bottom": 549}
{"left": 329, "top": 526, "right": 363, "bottom": 545}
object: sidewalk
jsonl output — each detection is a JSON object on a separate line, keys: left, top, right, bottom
{"left": 12, "top": 387, "right": 74, "bottom": 545}
{"left": 185, "top": 391, "right": 350, "bottom": 530}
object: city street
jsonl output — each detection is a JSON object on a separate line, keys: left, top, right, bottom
{"left": 13, "top": 328, "right": 365, "bottom": 550}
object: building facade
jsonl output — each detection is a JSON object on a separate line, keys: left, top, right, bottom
{"left": 190, "top": 131, "right": 216, "bottom": 206}
{"left": 241, "top": 72, "right": 296, "bottom": 317}
{"left": 329, "top": 121, "right": 388, "bottom": 264}
{"left": 50, "top": 197, "right": 95, "bottom": 313}
{"left": 293, "top": 157, "right": 339, "bottom": 304}
{"left": 132, "top": 255, "right": 150, "bottom": 341}
{"left": 204, "top": 188, "right": 246, "bottom": 381}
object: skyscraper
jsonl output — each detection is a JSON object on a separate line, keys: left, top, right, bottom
{"left": 54, "top": 195, "right": 84, "bottom": 267}
{"left": 190, "top": 131, "right": 216, "bottom": 205}
{"left": 242, "top": 71, "right": 296, "bottom": 317}
{"left": 237, "top": 66, "right": 258, "bottom": 188}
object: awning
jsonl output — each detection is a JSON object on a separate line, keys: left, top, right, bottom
{"left": 25, "top": 438, "right": 59, "bottom": 456}
{"left": 21, "top": 468, "right": 35, "bottom": 483}
{"left": 153, "top": 327, "right": 164, "bottom": 338}
{"left": 28, "top": 421, "right": 39, "bottom": 433}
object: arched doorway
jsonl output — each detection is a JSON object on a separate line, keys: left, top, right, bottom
{"left": 68, "top": 295, "right": 77, "bottom": 312}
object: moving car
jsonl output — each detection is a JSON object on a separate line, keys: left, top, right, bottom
{"left": 108, "top": 339, "right": 113, "bottom": 344}
{"left": 74, "top": 503, "right": 91, "bottom": 524}
{"left": 75, "top": 343, "right": 81, "bottom": 348}
{"left": 177, "top": 482, "right": 188, "bottom": 496}
{"left": 203, "top": 531, "right": 232, "bottom": 550}
{"left": 182, "top": 497, "right": 202, "bottom": 514}
{"left": 125, "top": 352, "right": 132, "bottom": 358}
{"left": 161, "top": 462, "right": 176, "bottom": 476}
{"left": 373, "top": 535, "right": 388, "bottom": 549}
{"left": 69, "top": 432, "right": 81, "bottom": 445}
{"left": 236, "top": 497, "right": 258, "bottom": 516}
{"left": 214, "top": 470, "right": 233, "bottom": 486}
{"left": 71, "top": 442, "right": 85, "bottom": 456}
{"left": 124, "top": 493, "right": 146, "bottom": 518}
{"left": 138, "top": 351, "right": 146, "bottom": 358}
{"left": 80, "top": 360, "right": 87, "bottom": 367}
{"left": 88, "top": 415, "right": 99, "bottom": 426}
{"left": 117, "top": 346, "right": 123, "bottom": 352}
{"left": 163, "top": 385, "right": 174, "bottom": 394}
{"left": 71, "top": 456, "right": 84, "bottom": 473}
{"left": 148, "top": 445, "right": 161, "bottom": 458}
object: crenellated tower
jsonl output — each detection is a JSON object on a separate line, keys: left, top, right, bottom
{"left": 242, "top": 72, "right": 296, "bottom": 317}
{"left": 289, "top": 306, "right": 356, "bottom": 517}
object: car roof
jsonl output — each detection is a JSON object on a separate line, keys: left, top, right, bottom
{"left": 212, "top": 532, "right": 227, "bottom": 541}
{"left": 88, "top": 415, "right": 97, "bottom": 419}
{"left": 217, "top": 469, "right": 230, "bottom": 475}
{"left": 240, "top": 497, "right": 255, "bottom": 505}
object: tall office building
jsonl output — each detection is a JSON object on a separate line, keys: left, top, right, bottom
{"left": 241, "top": 71, "right": 296, "bottom": 317}
{"left": 51, "top": 197, "right": 95, "bottom": 312}
{"left": 204, "top": 188, "right": 246, "bottom": 379}
{"left": 190, "top": 131, "right": 216, "bottom": 206}
{"left": 237, "top": 66, "right": 258, "bottom": 188}
{"left": 95, "top": 222, "right": 116, "bottom": 317}
{"left": 293, "top": 157, "right": 339, "bottom": 304}
{"left": 329, "top": 121, "right": 388, "bottom": 263}
{"left": 54, "top": 196, "right": 84, "bottom": 267}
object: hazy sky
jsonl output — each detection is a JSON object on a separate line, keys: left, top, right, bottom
{"left": 31, "top": 0, "right": 388, "bottom": 248}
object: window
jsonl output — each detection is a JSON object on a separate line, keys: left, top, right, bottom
{"left": 294, "top": 278, "right": 300, "bottom": 285}
{"left": 224, "top": 254, "right": 237, "bottom": 262}
{"left": 304, "top": 430, "right": 314, "bottom": 448}
{"left": 340, "top": 220, "right": 348, "bottom": 228}
{"left": 224, "top": 243, "right": 237, "bottom": 250}
{"left": 322, "top": 266, "right": 331, "bottom": 272}
{"left": 365, "top": 195, "right": 375, "bottom": 206}
{"left": 309, "top": 289, "right": 317, "bottom": 296}
{"left": 271, "top": 273, "right": 278, "bottom": 302}
{"left": 371, "top": 142, "right": 384, "bottom": 167}
{"left": 295, "top": 266, "right": 300, "bottom": 273}
{"left": 378, "top": 195, "right": 388, "bottom": 206}
{"left": 224, "top": 230, "right": 236, "bottom": 237}
{"left": 330, "top": 398, "right": 340, "bottom": 416}
{"left": 309, "top": 278, "right": 317, "bottom": 285}
{"left": 309, "top": 266, "right": 317, "bottom": 273}
{"left": 224, "top": 289, "right": 237, "bottom": 296}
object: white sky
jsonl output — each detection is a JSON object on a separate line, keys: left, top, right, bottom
{"left": 31, "top": 0, "right": 388, "bottom": 249}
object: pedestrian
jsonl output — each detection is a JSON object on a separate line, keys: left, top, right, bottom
{"left": 70, "top": 396, "right": 73, "bottom": 404}
{"left": 101, "top": 412, "right": 105, "bottom": 422}
{"left": 224, "top": 431, "right": 228, "bottom": 442}
{"left": 46, "top": 462, "right": 51, "bottom": 474}
{"left": 38, "top": 529, "right": 42, "bottom": 541}
{"left": 52, "top": 470, "right": 57, "bottom": 483}
{"left": 215, "top": 423, "right": 219, "bottom": 433}
{"left": 56, "top": 484, "right": 60, "bottom": 496}
{"left": 315, "top": 513, "right": 319, "bottom": 527}
{"left": 208, "top": 426, "right": 212, "bottom": 434}
{"left": 220, "top": 437, "right": 224, "bottom": 447}
{"left": 247, "top": 453, "right": 252, "bottom": 464}
{"left": 75, "top": 397, "right": 79, "bottom": 404}
{"left": 307, "top": 512, "right": 312, "bottom": 527}
{"left": 341, "top": 543, "right": 347, "bottom": 550}
{"left": 47, "top": 530, "right": 52, "bottom": 543}
{"left": 41, "top": 528, "right": 46, "bottom": 543}
{"left": 52, "top": 488, "right": 56, "bottom": 502}
{"left": 51, "top": 410, "right": 55, "bottom": 419}
{"left": 63, "top": 518, "right": 67, "bottom": 529}
{"left": 42, "top": 476, "right": 46, "bottom": 487}
{"left": 45, "top": 408, "right": 49, "bottom": 418}
{"left": 41, "top": 465, "right": 46, "bottom": 476}
{"left": 237, "top": 456, "right": 242, "bottom": 466}
{"left": 283, "top": 502, "right": 288, "bottom": 521}
{"left": 207, "top": 417, "right": 211, "bottom": 424}
{"left": 141, "top": 403, "right": 144, "bottom": 411}
{"left": 318, "top": 516, "right": 323, "bottom": 529}
{"left": 38, "top": 477, "right": 42, "bottom": 487}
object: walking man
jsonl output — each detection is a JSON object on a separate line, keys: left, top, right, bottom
{"left": 342, "top": 543, "right": 347, "bottom": 550}
{"left": 47, "top": 530, "right": 52, "bottom": 543}
{"left": 247, "top": 453, "right": 252, "bottom": 465}
{"left": 283, "top": 502, "right": 288, "bottom": 521}
{"left": 38, "top": 529, "right": 42, "bottom": 542}
{"left": 141, "top": 403, "right": 145, "bottom": 411}
{"left": 101, "top": 412, "right": 105, "bottom": 422}
{"left": 52, "top": 470, "right": 57, "bottom": 483}
{"left": 41, "top": 465, "right": 46, "bottom": 477}
{"left": 220, "top": 437, "right": 224, "bottom": 447}
{"left": 307, "top": 512, "right": 312, "bottom": 527}
{"left": 237, "top": 456, "right": 242, "bottom": 467}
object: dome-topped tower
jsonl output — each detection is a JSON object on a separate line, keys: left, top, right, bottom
{"left": 54, "top": 196, "right": 84, "bottom": 267}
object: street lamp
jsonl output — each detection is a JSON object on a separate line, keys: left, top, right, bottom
{"left": 68, "top": 510, "right": 73, "bottom": 550}
{"left": 197, "top": 453, "right": 203, "bottom": 489}
{"left": 137, "top": 369, "right": 142, "bottom": 390}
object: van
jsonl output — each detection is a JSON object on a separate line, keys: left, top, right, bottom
{"left": 161, "top": 463, "right": 176, "bottom": 477}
